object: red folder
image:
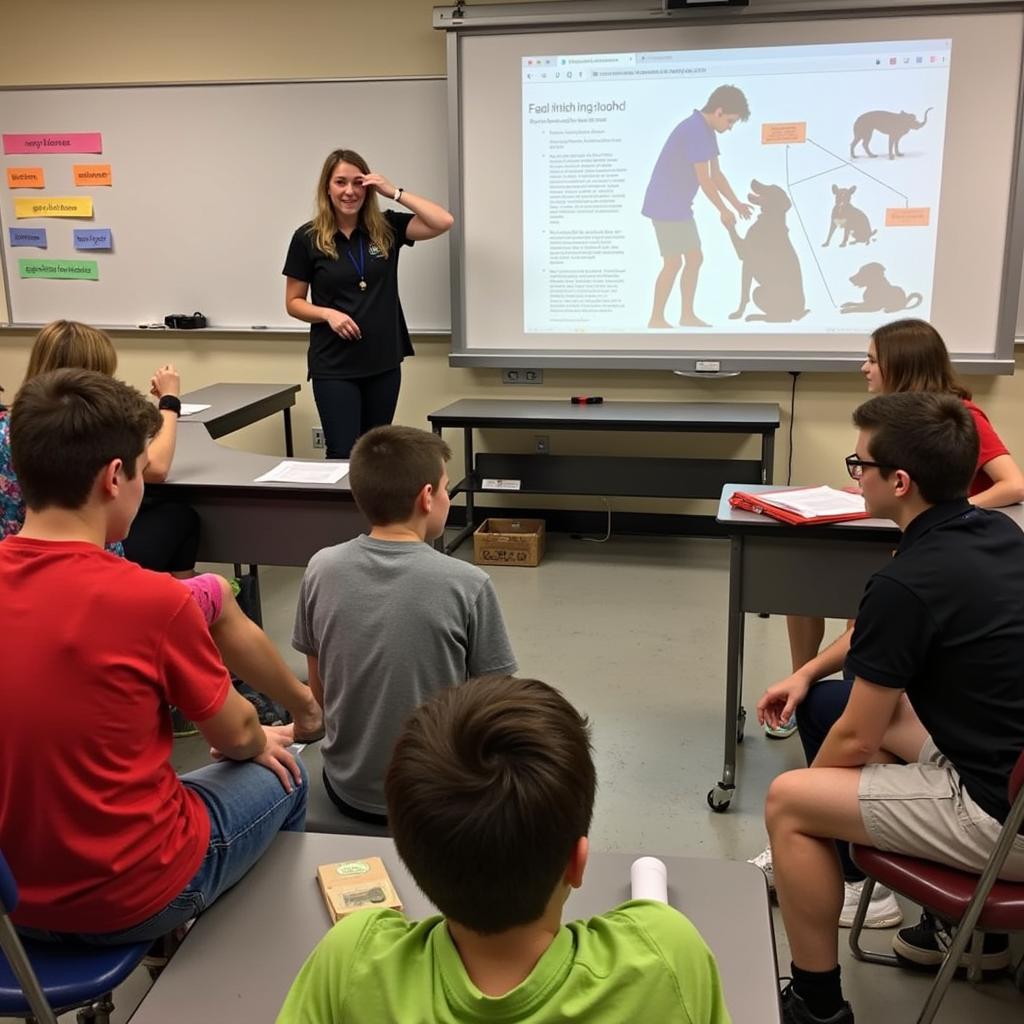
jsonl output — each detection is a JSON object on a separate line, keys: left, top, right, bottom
{"left": 729, "top": 489, "right": 869, "bottom": 526}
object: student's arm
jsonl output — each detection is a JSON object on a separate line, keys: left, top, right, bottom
{"left": 970, "top": 454, "right": 1024, "bottom": 508}
{"left": 143, "top": 364, "right": 181, "bottom": 483}
{"left": 285, "top": 277, "right": 360, "bottom": 340}
{"left": 709, "top": 157, "right": 753, "bottom": 220}
{"left": 466, "top": 579, "right": 518, "bottom": 678}
{"left": 694, "top": 162, "right": 733, "bottom": 224}
{"left": 307, "top": 654, "right": 324, "bottom": 709}
{"left": 811, "top": 677, "right": 903, "bottom": 768}
{"left": 359, "top": 174, "right": 454, "bottom": 241}
{"left": 757, "top": 626, "right": 853, "bottom": 730}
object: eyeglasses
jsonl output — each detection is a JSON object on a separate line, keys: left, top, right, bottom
{"left": 845, "top": 453, "right": 894, "bottom": 480}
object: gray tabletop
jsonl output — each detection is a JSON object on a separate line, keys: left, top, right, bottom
{"left": 178, "top": 383, "right": 300, "bottom": 440}
{"left": 130, "top": 832, "right": 777, "bottom": 1024}
{"left": 429, "top": 399, "right": 781, "bottom": 432}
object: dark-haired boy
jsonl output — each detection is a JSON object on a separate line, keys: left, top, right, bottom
{"left": 761, "top": 392, "right": 1024, "bottom": 1024}
{"left": 293, "top": 424, "right": 516, "bottom": 834}
{"left": 643, "top": 84, "right": 752, "bottom": 327}
{"left": 0, "top": 369, "right": 306, "bottom": 941}
{"left": 277, "top": 674, "right": 731, "bottom": 1023}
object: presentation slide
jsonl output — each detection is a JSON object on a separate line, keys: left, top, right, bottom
{"left": 521, "top": 39, "right": 951, "bottom": 337}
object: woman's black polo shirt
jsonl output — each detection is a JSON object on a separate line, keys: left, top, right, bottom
{"left": 846, "top": 500, "right": 1024, "bottom": 827}
{"left": 283, "top": 210, "right": 415, "bottom": 380}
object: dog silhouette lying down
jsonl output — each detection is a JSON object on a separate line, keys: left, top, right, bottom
{"left": 841, "top": 263, "right": 922, "bottom": 314}
{"left": 727, "top": 180, "right": 809, "bottom": 323}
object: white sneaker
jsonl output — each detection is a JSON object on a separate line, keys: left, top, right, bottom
{"left": 747, "top": 843, "right": 774, "bottom": 892}
{"left": 838, "top": 880, "right": 904, "bottom": 929}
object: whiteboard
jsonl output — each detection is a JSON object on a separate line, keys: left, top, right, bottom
{"left": 0, "top": 78, "right": 450, "bottom": 332}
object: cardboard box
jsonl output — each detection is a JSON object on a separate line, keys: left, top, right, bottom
{"left": 473, "top": 518, "right": 546, "bottom": 567}
{"left": 316, "top": 857, "right": 403, "bottom": 923}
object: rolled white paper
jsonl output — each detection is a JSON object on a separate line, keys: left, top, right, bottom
{"left": 630, "top": 856, "right": 668, "bottom": 903}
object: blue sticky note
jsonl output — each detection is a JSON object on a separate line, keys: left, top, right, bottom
{"left": 73, "top": 228, "right": 112, "bottom": 250}
{"left": 9, "top": 227, "right": 47, "bottom": 248}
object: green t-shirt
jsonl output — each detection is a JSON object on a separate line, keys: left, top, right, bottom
{"left": 276, "top": 900, "right": 731, "bottom": 1024}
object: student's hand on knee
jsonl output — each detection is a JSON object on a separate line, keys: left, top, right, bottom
{"left": 757, "top": 671, "right": 812, "bottom": 729}
{"left": 253, "top": 724, "right": 302, "bottom": 793}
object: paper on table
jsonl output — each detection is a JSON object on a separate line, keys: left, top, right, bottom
{"left": 764, "top": 486, "right": 866, "bottom": 519}
{"left": 630, "top": 856, "right": 668, "bottom": 903}
{"left": 178, "top": 403, "right": 211, "bottom": 416}
{"left": 255, "top": 460, "right": 349, "bottom": 484}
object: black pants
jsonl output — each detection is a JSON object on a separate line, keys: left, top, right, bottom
{"left": 795, "top": 675, "right": 864, "bottom": 881}
{"left": 122, "top": 498, "right": 200, "bottom": 573}
{"left": 312, "top": 367, "right": 402, "bottom": 459}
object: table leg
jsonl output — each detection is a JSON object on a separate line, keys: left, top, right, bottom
{"left": 283, "top": 408, "right": 294, "bottom": 458}
{"left": 761, "top": 430, "right": 775, "bottom": 485}
{"left": 442, "top": 425, "right": 477, "bottom": 556}
{"left": 709, "top": 535, "right": 745, "bottom": 812}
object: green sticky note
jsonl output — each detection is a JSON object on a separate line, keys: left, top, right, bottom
{"left": 18, "top": 258, "right": 99, "bottom": 280}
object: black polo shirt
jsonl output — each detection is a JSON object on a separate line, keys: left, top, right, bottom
{"left": 282, "top": 210, "right": 415, "bottom": 380}
{"left": 847, "top": 500, "right": 1024, "bottom": 826}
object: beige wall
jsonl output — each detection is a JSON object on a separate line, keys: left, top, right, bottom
{"left": 2, "top": 0, "right": 1022, "bottom": 507}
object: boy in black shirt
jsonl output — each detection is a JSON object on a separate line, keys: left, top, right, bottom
{"left": 760, "top": 392, "right": 1024, "bottom": 1024}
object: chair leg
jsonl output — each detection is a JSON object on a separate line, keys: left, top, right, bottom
{"left": 965, "top": 930, "right": 985, "bottom": 984}
{"left": 848, "top": 877, "right": 900, "bottom": 966}
{"left": 914, "top": 916, "right": 981, "bottom": 1024}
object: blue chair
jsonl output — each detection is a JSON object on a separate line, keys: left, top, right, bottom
{"left": 0, "top": 849, "right": 150, "bottom": 1023}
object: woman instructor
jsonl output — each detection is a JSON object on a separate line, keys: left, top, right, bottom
{"left": 284, "top": 148, "right": 453, "bottom": 458}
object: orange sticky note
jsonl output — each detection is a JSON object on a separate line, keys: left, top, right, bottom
{"left": 7, "top": 167, "right": 44, "bottom": 188}
{"left": 885, "top": 207, "right": 930, "bottom": 227}
{"left": 73, "top": 164, "right": 112, "bottom": 186}
{"left": 761, "top": 122, "right": 807, "bottom": 145}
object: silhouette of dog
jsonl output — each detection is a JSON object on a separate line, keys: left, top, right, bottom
{"left": 823, "top": 185, "right": 876, "bottom": 247}
{"left": 850, "top": 108, "right": 932, "bottom": 160}
{"left": 841, "top": 263, "right": 922, "bottom": 314}
{"left": 726, "top": 180, "right": 809, "bottom": 323}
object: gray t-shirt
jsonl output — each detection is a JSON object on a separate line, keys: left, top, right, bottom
{"left": 292, "top": 535, "right": 517, "bottom": 815}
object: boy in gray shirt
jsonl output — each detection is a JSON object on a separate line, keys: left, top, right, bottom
{"left": 293, "top": 425, "right": 517, "bottom": 832}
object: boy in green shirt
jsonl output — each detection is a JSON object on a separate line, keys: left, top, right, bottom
{"left": 277, "top": 675, "right": 730, "bottom": 1023}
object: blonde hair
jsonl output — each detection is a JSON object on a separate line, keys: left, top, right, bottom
{"left": 309, "top": 148, "right": 394, "bottom": 261}
{"left": 26, "top": 320, "right": 117, "bottom": 381}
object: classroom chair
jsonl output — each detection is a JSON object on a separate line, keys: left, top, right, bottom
{"left": 847, "top": 748, "right": 1024, "bottom": 1024}
{"left": 0, "top": 848, "right": 150, "bottom": 1024}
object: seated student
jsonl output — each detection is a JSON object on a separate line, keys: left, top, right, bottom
{"left": 760, "top": 392, "right": 1024, "bottom": 1024}
{"left": 292, "top": 424, "right": 516, "bottom": 834}
{"left": 1, "top": 329, "right": 323, "bottom": 741}
{"left": 277, "top": 674, "right": 731, "bottom": 1023}
{"left": 0, "top": 369, "right": 307, "bottom": 941}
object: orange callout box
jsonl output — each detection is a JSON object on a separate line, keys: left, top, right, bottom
{"left": 73, "top": 164, "right": 112, "bottom": 187}
{"left": 761, "top": 122, "right": 807, "bottom": 144}
{"left": 7, "top": 167, "right": 44, "bottom": 188}
{"left": 886, "top": 207, "right": 930, "bottom": 227}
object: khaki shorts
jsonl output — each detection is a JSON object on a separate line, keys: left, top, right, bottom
{"left": 653, "top": 218, "right": 700, "bottom": 257}
{"left": 859, "top": 739, "right": 1024, "bottom": 881}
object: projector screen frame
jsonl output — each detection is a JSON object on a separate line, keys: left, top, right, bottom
{"left": 439, "top": 0, "right": 1024, "bottom": 373}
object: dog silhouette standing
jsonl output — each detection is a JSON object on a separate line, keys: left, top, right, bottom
{"left": 841, "top": 263, "right": 923, "bottom": 314}
{"left": 823, "top": 185, "right": 876, "bottom": 247}
{"left": 726, "top": 180, "right": 809, "bottom": 323}
{"left": 850, "top": 108, "right": 932, "bottom": 160}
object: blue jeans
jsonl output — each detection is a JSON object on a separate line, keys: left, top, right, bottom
{"left": 22, "top": 758, "right": 307, "bottom": 945}
{"left": 312, "top": 367, "right": 402, "bottom": 459}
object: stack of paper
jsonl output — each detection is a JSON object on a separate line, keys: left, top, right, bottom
{"left": 761, "top": 486, "right": 866, "bottom": 519}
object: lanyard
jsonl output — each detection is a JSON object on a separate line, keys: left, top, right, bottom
{"left": 345, "top": 234, "right": 367, "bottom": 291}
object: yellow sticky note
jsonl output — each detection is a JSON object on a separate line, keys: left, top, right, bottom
{"left": 15, "top": 196, "right": 93, "bottom": 218}
{"left": 7, "top": 167, "right": 45, "bottom": 188}
{"left": 73, "top": 164, "right": 112, "bottom": 187}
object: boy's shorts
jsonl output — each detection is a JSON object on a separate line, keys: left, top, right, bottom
{"left": 858, "top": 738, "right": 1024, "bottom": 881}
{"left": 653, "top": 218, "right": 700, "bottom": 257}
{"left": 178, "top": 573, "right": 225, "bottom": 627}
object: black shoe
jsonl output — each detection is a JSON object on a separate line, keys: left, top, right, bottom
{"left": 780, "top": 980, "right": 855, "bottom": 1024}
{"left": 893, "top": 911, "right": 1010, "bottom": 972}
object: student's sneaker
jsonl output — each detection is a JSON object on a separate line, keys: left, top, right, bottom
{"left": 765, "top": 714, "right": 798, "bottom": 739}
{"left": 748, "top": 843, "right": 775, "bottom": 893}
{"left": 780, "top": 980, "right": 855, "bottom": 1024}
{"left": 170, "top": 706, "right": 199, "bottom": 737}
{"left": 893, "top": 911, "right": 1011, "bottom": 972}
{"left": 838, "top": 880, "right": 903, "bottom": 928}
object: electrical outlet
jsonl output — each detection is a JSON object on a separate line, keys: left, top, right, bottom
{"left": 312, "top": 427, "right": 325, "bottom": 449}
{"left": 502, "top": 368, "right": 544, "bottom": 385}
{"left": 535, "top": 435, "right": 550, "bottom": 454}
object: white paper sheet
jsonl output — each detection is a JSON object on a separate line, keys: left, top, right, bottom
{"left": 254, "top": 460, "right": 349, "bottom": 484}
{"left": 764, "top": 486, "right": 866, "bottom": 519}
{"left": 178, "top": 403, "right": 211, "bottom": 416}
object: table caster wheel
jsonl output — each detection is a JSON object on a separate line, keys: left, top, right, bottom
{"left": 707, "top": 784, "right": 734, "bottom": 813}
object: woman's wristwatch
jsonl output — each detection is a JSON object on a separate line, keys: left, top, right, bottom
{"left": 158, "top": 394, "right": 182, "bottom": 416}
{"left": 393, "top": 187, "right": 404, "bottom": 203}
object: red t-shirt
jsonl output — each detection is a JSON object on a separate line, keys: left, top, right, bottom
{"left": 0, "top": 537, "right": 230, "bottom": 932}
{"left": 963, "top": 399, "right": 1010, "bottom": 497}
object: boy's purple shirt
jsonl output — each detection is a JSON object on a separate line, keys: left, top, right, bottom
{"left": 642, "top": 109, "right": 720, "bottom": 221}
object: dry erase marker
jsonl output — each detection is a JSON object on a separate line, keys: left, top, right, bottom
{"left": 251, "top": 325, "right": 268, "bottom": 330}
{"left": 138, "top": 323, "right": 167, "bottom": 329}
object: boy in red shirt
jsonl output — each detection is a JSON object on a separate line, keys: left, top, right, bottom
{"left": 0, "top": 368, "right": 306, "bottom": 942}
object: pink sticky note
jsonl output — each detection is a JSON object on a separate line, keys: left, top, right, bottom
{"left": 2, "top": 132, "right": 103, "bottom": 155}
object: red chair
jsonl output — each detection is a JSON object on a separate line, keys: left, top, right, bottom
{"left": 848, "top": 748, "right": 1024, "bottom": 1024}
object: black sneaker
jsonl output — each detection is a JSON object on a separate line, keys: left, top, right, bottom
{"left": 780, "top": 980, "right": 855, "bottom": 1024}
{"left": 893, "top": 911, "right": 1010, "bottom": 972}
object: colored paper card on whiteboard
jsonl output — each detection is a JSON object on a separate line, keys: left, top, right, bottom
{"left": 74, "top": 228, "right": 112, "bottom": 250}
{"left": 3, "top": 132, "right": 102, "bottom": 155}
{"left": 9, "top": 227, "right": 47, "bottom": 248}
{"left": 73, "top": 164, "right": 112, "bottom": 186}
{"left": 7, "top": 167, "right": 45, "bottom": 188}
{"left": 15, "top": 196, "right": 93, "bottom": 218}
{"left": 19, "top": 258, "right": 98, "bottom": 280}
